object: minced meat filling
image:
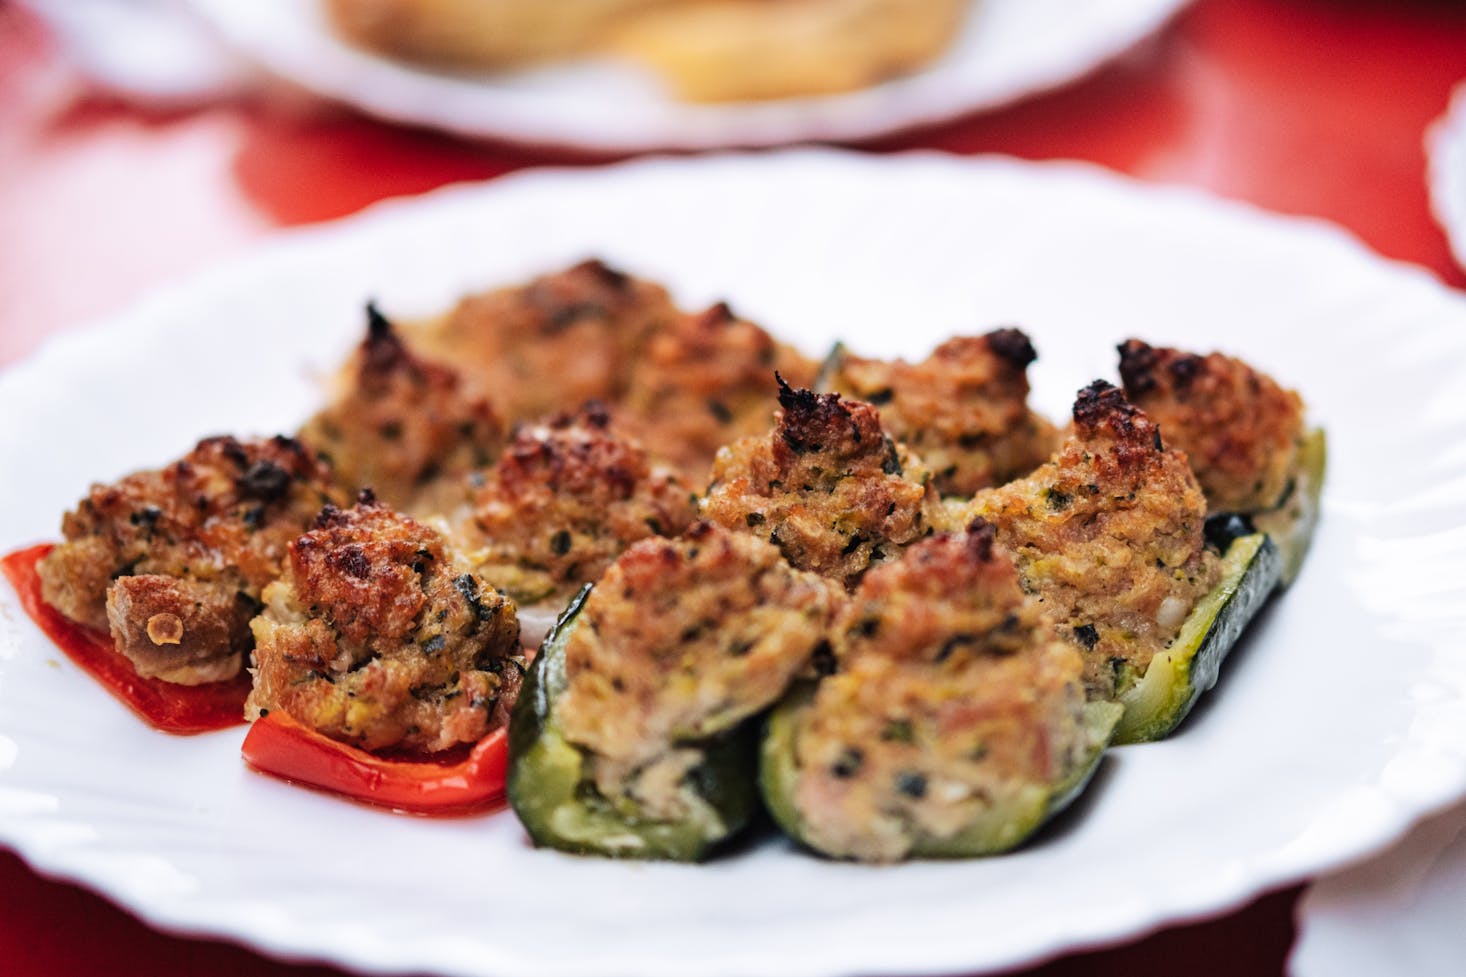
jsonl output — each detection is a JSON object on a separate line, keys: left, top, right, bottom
{"left": 408, "top": 258, "right": 680, "bottom": 424}
{"left": 556, "top": 522, "right": 838, "bottom": 819}
{"left": 789, "top": 523, "right": 1090, "bottom": 862}
{"left": 969, "top": 381, "right": 1220, "bottom": 701}
{"left": 37, "top": 435, "right": 341, "bottom": 684}
{"left": 452, "top": 402, "right": 698, "bottom": 605}
{"left": 701, "top": 380, "right": 939, "bottom": 589}
{"left": 823, "top": 330, "right": 1060, "bottom": 497}
{"left": 247, "top": 492, "right": 523, "bottom": 754}
{"left": 617, "top": 302, "right": 818, "bottom": 482}
{"left": 298, "top": 306, "right": 503, "bottom": 509}
{"left": 1117, "top": 339, "right": 1305, "bottom": 513}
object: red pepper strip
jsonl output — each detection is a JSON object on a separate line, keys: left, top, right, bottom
{"left": 1, "top": 544, "right": 251, "bottom": 734}
{"left": 241, "top": 710, "right": 509, "bottom": 816}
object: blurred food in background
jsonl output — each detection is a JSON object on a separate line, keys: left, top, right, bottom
{"left": 324, "top": 0, "right": 974, "bottom": 101}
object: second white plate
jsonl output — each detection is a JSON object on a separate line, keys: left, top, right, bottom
{"left": 184, "top": 0, "right": 1190, "bottom": 150}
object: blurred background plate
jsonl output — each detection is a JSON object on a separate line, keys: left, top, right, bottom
{"left": 3, "top": 151, "right": 1466, "bottom": 977}
{"left": 1429, "top": 80, "right": 1466, "bottom": 273}
{"left": 182, "top": 0, "right": 1191, "bottom": 151}
{"left": 1292, "top": 796, "right": 1466, "bottom": 977}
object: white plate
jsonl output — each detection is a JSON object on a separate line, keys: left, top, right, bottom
{"left": 1292, "top": 797, "right": 1466, "bottom": 977}
{"left": 4, "top": 151, "right": 1466, "bottom": 977}
{"left": 183, "top": 0, "right": 1190, "bottom": 150}
{"left": 1428, "top": 80, "right": 1466, "bottom": 273}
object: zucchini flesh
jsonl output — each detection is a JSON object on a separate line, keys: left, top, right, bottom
{"left": 1252, "top": 427, "right": 1326, "bottom": 586}
{"left": 506, "top": 587, "right": 757, "bottom": 861}
{"left": 760, "top": 687, "right": 1121, "bottom": 860}
{"left": 1114, "top": 532, "right": 1280, "bottom": 744}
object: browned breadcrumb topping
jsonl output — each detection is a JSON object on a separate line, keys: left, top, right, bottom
{"left": 789, "top": 523, "right": 1089, "bottom": 862}
{"left": 557, "top": 522, "right": 838, "bottom": 819}
{"left": 38, "top": 435, "right": 341, "bottom": 684}
{"left": 448, "top": 402, "right": 697, "bottom": 605}
{"left": 299, "top": 306, "right": 503, "bottom": 509}
{"left": 701, "top": 380, "right": 940, "bottom": 589}
{"left": 824, "top": 330, "right": 1060, "bottom": 497}
{"left": 1118, "top": 339, "right": 1305, "bottom": 513}
{"left": 618, "top": 302, "right": 818, "bottom": 481}
{"left": 408, "top": 259, "right": 680, "bottom": 424}
{"left": 969, "top": 381, "right": 1220, "bottom": 701}
{"left": 247, "top": 493, "right": 523, "bottom": 754}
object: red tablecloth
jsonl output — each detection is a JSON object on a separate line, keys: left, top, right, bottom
{"left": 3, "top": 1, "right": 1464, "bottom": 974}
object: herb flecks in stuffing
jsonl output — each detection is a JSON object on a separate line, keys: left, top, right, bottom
{"left": 822, "top": 330, "right": 1059, "bottom": 497}
{"left": 787, "top": 522, "right": 1092, "bottom": 862}
{"left": 38, "top": 435, "right": 341, "bottom": 685}
{"left": 969, "top": 381, "right": 1219, "bottom": 700}
{"left": 247, "top": 493, "right": 523, "bottom": 754}
{"left": 702, "top": 380, "right": 940, "bottom": 589}
{"left": 556, "top": 522, "right": 838, "bottom": 821}
{"left": 449, "top": 403, "right": 698, "bottom": 606}
{"left": 298, "top": 305, "right": 504, "bottom": 509}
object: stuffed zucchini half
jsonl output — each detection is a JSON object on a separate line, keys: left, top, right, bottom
{"left": 507, "top": 522, "right": 836, "bottom": 861}
{"left": 759, "top": 523, "right": 1121, "bottom": 863}
{"left": 971, "top": 381, "right": 1283, "bottom": 745}
{"left": 1113, "top": 519, "right": 1281, "bottom": 744}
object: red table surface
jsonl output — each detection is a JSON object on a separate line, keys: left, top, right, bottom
{"left": 1, "top": 0, "right": 1464, "bottom": 975}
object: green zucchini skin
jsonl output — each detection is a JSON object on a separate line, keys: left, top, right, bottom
{"left": 1113, "top": 532, "right": 1281, "bottom": 744}
{"left": 506, "top": 587, "right": 757, "bottom": 861}
{"left": 761, "top": 689, "right": 1121, "bottom": 860}
{"left": 1252, "top": 427, "right": 1326, "bottom": 587}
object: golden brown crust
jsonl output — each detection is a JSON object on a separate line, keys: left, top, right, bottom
{"left": 608, "top": 0, "right": 970, "bottom": 102}
{"left": 1117, "top": 339, "right": 1306, "bottom": 513}
{"left": 823, "top": 330, "right": 1059, "bottom": 497}
{"left": 557, "top": 522, "right": 838, "bottom": 817}
{"left": 247, "top": 494, "right": 523, "bottom": 754}
{"left": 701, "top": 380, "right": 939, "bottom": 589}
{"left": 618, "top": 302, "right": 818, "bottom": 481}
{"left": 299, "top": 306, "right": 503, "bottom": 509}
{"left": 450, "top": 403, "right": 698, "bottom": 604}
{"left": 970, "top": 382, "right": 1219, "bottom": 700}
{"left": 789, "top": 523, "right": 1090, "bottom": 862}
{"left": 38, "top": 435, "right": 341, "bottom": 684}
{"left": 323, "top": 0, "right": 671, "bottom": 69}
{"left": 408, "top": 259, "right": 680, "bottom": 425}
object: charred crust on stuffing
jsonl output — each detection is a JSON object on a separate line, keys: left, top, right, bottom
{"left": 577, "top": 258, "right": 631, "bottom": 291}
{"left": 1116, "top": 339, "right": 1160, "bottom": 396}
{"left": 986, "top": 327, "right": 1039, "bottom": 369}
{"left": 775, "top": 376, "right": 861, "bottom": 453}
{"left": 1119, "top": 339, "right": 1203, "bottom": 395}
{"left": 962, "top": 518, "right": 997, "bottom": 562}
{"left": 1073, "top": 380, "right": 1156, "bottom": 447}
{"left": 361, "top": 303, "right": 413, "bottom": 376}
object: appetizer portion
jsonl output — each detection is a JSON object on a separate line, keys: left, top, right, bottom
{"left": 449, "top": 402, "right": 698, "bottom": 611}
{"left": 324, "top": 0, "right": 971, "bottom": 102}
{"left": 1117, "top": 339, "right": 1324, "bottom": 583}
{"left": 970, "top": 381, "right": 1278, "bottom": 741}
{"left": 762, "top": 522, "right": 1119, "bottom": 862}
{"left": 509, "top": 522, "right": 838, "bottom": 860}
{"left": 409, "top": 259, "right": 679, "bottom": 424}
{"left": 819, "top": 329, "right": 1060, "bottom": 497}
{"left": 609, "top": 0, "right": 971, "bottom": 102}
{"left": 701, "top": 379, "right": 939, "bottom": 589}
{"left": 248, "top": 492, "right": 523, "bottom": 755}
{"left": 619, "top": 302, "right": 818, "bottom": 480}
{"left": 38, "top": 435, "right": 340, "bottom": 685}
{"left": 324, "top": 0, "right": 670, "bottom": 69}
{"left": 299, "top": 305, "right": 503, "bottom": 510}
